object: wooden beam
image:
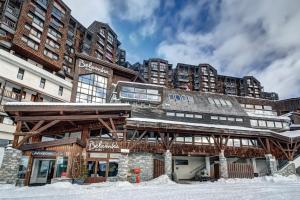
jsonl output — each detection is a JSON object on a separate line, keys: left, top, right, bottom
{"left": 109, "top": 118, "right": 116, "bottom": 132}
{"left": 15, "top": 114, "right": 129, "bottom": 122}
{"left": 23, "top": 122, "right": 31, "bottom": 131}
{"left": 31, "top": 120, "right": 44, "bottom": 131}
{"left": 98, "top": 118, "right": 113, "bottom": 132}
{"left": 16, "top": 120, "right": 60, "bottom": 148}
{"left": 12, "top": 121, "right": 22, "bottom": 148}
{"left": 130, "top": 130, "right": 147, "bottom": 150}
{"left": 270, "top": 140, "right": 289, "bottom": 160}
{"left": 258, "top": 138, "right": 267, "bottom": 151}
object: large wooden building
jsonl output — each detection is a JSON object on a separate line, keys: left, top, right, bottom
{"left": 3, "top": 81, "right": 300, "bottom": 185}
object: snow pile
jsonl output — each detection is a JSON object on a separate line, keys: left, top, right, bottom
{"left": 44, "top": 181, "right": 74, "bottom": 189}
{"left": 140, "top": 175, "right": 176, "bottom": 186}
{"left": 218, "top": 174, "right": 300, "bottom": 184}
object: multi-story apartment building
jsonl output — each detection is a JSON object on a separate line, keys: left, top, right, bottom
{"left": 141, "top": 58, "right": 172, "bottom": 87}
{"left": 172, "top": 63, "right": 277, "bottom": 100}
{"left": 0, "top": 48, "right": 72, "bottom": 146}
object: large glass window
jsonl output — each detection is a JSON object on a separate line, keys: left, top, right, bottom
{"left": 120, "top": 86, "right": 161, "bottom": 102}
{"left": 76, "top": 74, "right": 108, "bottom": 103}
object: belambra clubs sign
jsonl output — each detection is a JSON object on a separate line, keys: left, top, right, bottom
{"left": 88, "top": 140, "right": 120, "bottom": 152}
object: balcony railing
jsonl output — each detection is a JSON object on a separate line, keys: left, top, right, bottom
{"left": 3, "top": 17, "right": 16, "bottom": 30}
{"left": 6, "top": 4, "right": 20, "bottom": 18}
{"left": 0, "top": 88, "right": 22, "bottom": 101}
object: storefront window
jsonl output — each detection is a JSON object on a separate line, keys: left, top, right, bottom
{"left": 55, "top": 157, "right": 68, "bottom": 177}
{"left": 18, "top": 156, "right": 29, "bottom": 179}
{"left": 87, "top": 161, "right": 95, "bottom": 177}
{"left": 108, "top": 161, "right": 118, "bottom": 177}
{"left": 97, "top": 161, "right": 107, "bottom": 177}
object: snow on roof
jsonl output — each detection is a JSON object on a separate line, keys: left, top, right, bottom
{"left": 276, "top": 130, "right": 300, "bottom": 138}
{"left": 4, "top": 102, "right": 131, "bottom": 107}
{"left": 127, "top": 117, "right": 273, "bottom": 133}
{"left": 246, "top": 112, "right": 290, "bottom": 120}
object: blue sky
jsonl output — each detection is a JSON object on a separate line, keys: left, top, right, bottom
{"left": 64, "top": 0, "right": 300, "bottom": 99}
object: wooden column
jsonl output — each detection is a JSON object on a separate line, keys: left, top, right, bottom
{"left": 13, "top": 121, "right": 22, "bottom": 148}
{"left": 81, "top": 125, "right": 89, "bottom": 145}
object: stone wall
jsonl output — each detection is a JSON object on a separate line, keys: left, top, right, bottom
{"left": 0, "top": 147, "right": 22, "bottom": 184}
{"left": 276, "top": 163, "right": 296, "bottom": 177}
{"left": 128, "top": 152, "right": 154, "bottom": 181}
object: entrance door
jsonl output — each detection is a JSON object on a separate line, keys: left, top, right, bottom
{"left": 153, "top": 159, "right": 165, "bottom": 178}
{"left": 30, "top": 159, "right": 56, "bottom": 185}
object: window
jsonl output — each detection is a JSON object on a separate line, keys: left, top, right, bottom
{"left": 176, "top": 113, "right": 184, "bottom": 117}
{"left": 58, "top": 86, "right": 63, "bottom": 96}
{"left": 185, "top": 114, "right": 194, "bottom": 118}
{"left": 46, "top": 38, "right": 60, "bottom": 49}
{"left": 219, "top": 116, "right": 227, "bottom": 121}
{"left": 264, "top": 105, "right": 272, "bottom": 110}
{"left": 267, "top": 121, "right": 275, "bottom": 128}
{"left": 166, "top": 112, "right": 175, "bottom": 117}
{"left": 275, "top": 121, "right": 283, "bottom": 128}
{"left": 211, "top": 116, "right": 218, "bottom": 120}
{"left": 120, "top": 86, "right": 161, "bottom": 102}
{"left": 27, "top": 12, "right": 44, "bottom": 29}
{"left": 195, "top": 114, "right": 203, "bottom": 119}
{"left": 107, "top": 33, "right": 114, "bottom": 44}
{"left": 55, "top": 157, "right": 68, "bottom": 177}
{"left": 236, "top": 118, "right": 243, "bottom": 122}
{"left": 25, "top": 24, "right": 41, "bottom": 40}
{"left": 44, "top": 48, "right": 59, "bottom": 60}
{"left": 48, "top": 27, "right": 62, "bottom": 40}
{"left": 175, "top": 160, "right": 188, "bottom": 165}
{"left": 76, "top": 74, "right": 108, "bottom": 103}
{"left": 39, "top": 78, "right": 46, "bottom": 88}
{"left": 21, "top": 36, "right": 39, "bottom": 50}
{"left": 258, "top": 120, "right": 266, "bottom": 127}
{"left": 17, "top": 68, "right": 24, "bottom": 80}
{"left": 208, "top": 97, "right": 232, "bottom": 107}
{"left": 250, "top": 119, "right": 258, "bottom": 127}
{"left": 228, "top": 117, "right": 235, "bottom": 121}
{"left": 246, "top": 104, "right": 254, "bottom": 109}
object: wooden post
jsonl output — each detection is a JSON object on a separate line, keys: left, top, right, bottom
{"left": 13, "top": 121, "right": 22, "bottom": 148}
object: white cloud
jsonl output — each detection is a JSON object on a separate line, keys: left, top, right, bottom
{"left": 113, "top": 0, "right": 160, "bottom": 22}
{"left": 64, "top": 0, "right": 112, "bottom": 27}
{"left": 157, "top": 0, "right": 300, "bottom": 98}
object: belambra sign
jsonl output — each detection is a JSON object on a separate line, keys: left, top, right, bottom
{"left": 88, "top": 140, "right": 120, "bottom": 152}
{"left": 78, "top": 59, "right": 110, "bottom": 75}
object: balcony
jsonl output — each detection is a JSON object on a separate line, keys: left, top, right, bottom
{"left": 5, "top": 4, "right": 20, "bottom": 21}
{"left": 0, "top": 88, "right": 22, "bottom": 101}
{"left": 35, "top": 0, "right": 48, "bottom": 9}
{"left": 1, "top": 17, "right": 16, "bottom": 33}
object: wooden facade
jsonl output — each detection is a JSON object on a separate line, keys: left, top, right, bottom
{"left": 3, "top": 102, "right": 300, "bottom": 185}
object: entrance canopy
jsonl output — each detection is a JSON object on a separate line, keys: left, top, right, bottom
{"left": 4, "top": 102, "right": 131, "bottom": 148}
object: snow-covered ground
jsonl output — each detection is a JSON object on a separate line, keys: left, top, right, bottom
{"left": 1, "top": 175, "right": 300, "bottom": 200}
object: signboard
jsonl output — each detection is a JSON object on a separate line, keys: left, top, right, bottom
{"left": 87, "top": 140, "right": 120, "bottom": 152}
{"left": 78, "top": 59, "right": 110, "bottom": 76}
{"left": 31, "top": 150, "right": 62, "bottom": 157}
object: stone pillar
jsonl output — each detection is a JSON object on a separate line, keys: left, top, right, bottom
{"left": 164, "top": 150, "right": 172, "bottom": 178}
{"left": 205, "top": 156, "right": 210, "bottom": 176}
{"left": 117, "top": 153, "right": 129, "bottom": 181}
{"left": 265, "top": 154, "right": 277, "bottom": 175}
{"left": 0, "top": 147, "right": 22, "bottom": 184}
{"left": 251, "top": 158, "right": 258, "bottom": 174}
{"left": 219, "top": 150, "right": 228, "bottom": 178}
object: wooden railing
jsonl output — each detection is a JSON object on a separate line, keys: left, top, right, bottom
{"left": 0, "top": 88, "right": 22, "bottom": 101}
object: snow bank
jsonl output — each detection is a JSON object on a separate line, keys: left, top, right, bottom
{"left": 218, "top": 174, "right": 300, "bottom": 184}
{"left": 44, "top": 182, "right": 74, "bottom": 189}
{"left": 140, "top": 175, "right": 176, "bottom": 186}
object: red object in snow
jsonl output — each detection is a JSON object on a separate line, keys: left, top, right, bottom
{"left": 136, "top": 175, "right": 140, "bottom": 183}
{"left": 61, "top": 172, "right": 67, "bottom": 177}
{"left": 133, "top": 168, "right": 141, "bottom": 174}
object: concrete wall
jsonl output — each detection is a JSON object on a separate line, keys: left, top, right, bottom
{"left": 0, "top": 49, "right": 72, "bottom": 102}
{"left": 0, "top": 147, "right": 22, "bottom": 184}
{"left": 173, "top": 156, "right": 205, "bottom": 180}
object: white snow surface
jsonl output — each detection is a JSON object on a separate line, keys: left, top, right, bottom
{"left": 277, "top": 130, "right": 300, "bottom": 138}
{"left": 1, "top": 175, "right": 300, "bottom": 200}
